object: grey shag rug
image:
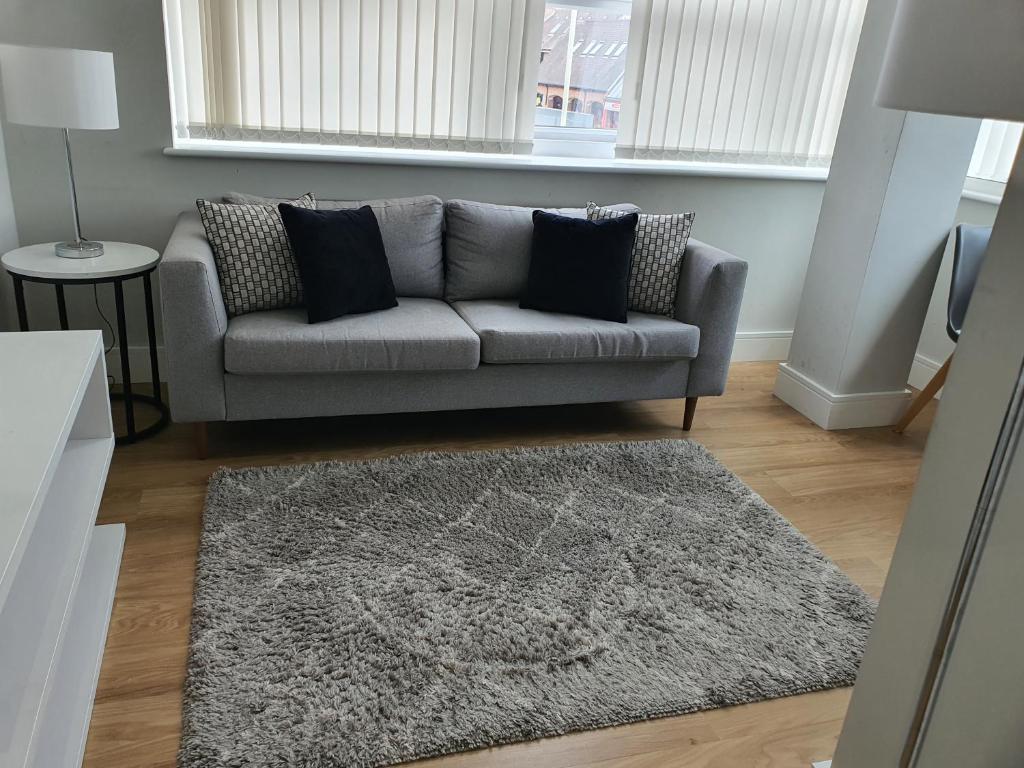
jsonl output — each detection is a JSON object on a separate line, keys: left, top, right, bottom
{"left": 181, "top": 440, "right": 875, "bottom": 767}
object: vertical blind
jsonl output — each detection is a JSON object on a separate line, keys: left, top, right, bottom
{"left": 616, "top": 0, "right": 868, "bottom": 165}
{"left": 968, "top": 120, "right": 1023, "bottom": 183}
{"left": 164, "top": 0, "right": 546, "bottom": 153}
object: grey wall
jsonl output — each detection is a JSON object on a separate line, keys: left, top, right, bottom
{"left": 0, "top": 0, "right": 1000, "bottom": 389}
{"left": 0, "top": 0, "right": 823, "bottom": 352}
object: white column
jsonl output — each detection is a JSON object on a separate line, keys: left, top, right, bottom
{"left": 773, "top": 0, "right": 980, "bottom": 430}
{"left": 0, "top": 120, "right": 19, "bottom": 331}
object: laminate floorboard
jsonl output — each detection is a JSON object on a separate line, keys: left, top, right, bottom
{"left": 86, "top": 362, "right": 936, "bottom": 768}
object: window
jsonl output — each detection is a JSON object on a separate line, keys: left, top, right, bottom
{"left": 534, "top": 3, "right": 630, "bottom": 132}
{"left": 164, "top": 0, "right": 546, "bottom": 154}
{"left": 163, "top": 0, "right": 870, "bottom": 169}
{"left": 617, "top": 0, "right": 868, "bottom": 165}
{"left": 968, "top": 120, "right": 1022, "bottom": 184}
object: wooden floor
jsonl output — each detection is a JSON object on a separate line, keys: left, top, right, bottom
{"left": 85, "top": 362, "right": 937, "bottom": 768}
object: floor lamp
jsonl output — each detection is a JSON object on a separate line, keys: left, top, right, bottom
{"left": 874, "top": 0, "right": 1024, "bottom": 765}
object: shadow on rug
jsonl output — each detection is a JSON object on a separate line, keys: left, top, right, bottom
{"left": 181, "top": 439, "right": 875, "bottom": 767}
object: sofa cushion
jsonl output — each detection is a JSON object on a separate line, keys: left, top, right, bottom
{"left": 444, "top": 200, "right": 641, "bottom": 302}
{"left": 197, "top": 193, "right": 315, "bottom": 317}
{"left": 451, "top": 299, "right": 699, "bottom": 364}
{"left": 225, "top": 298, "right": 480, "bottom": 374}
{"left": 587, "top": 202, "right": 695, "bottom": 318}
{"left": 521, "top": 211, "right": 638, "bottom": 323}
{"left": 278, "top": 204, "right": 398, "bottom": 323}
{"left": 224, "top": 192, "right": 444, "bottom": 298}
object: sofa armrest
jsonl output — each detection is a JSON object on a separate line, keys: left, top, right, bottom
{"left": 674, "top": 238, "right": 748, "bottom": 397}
{"left": 159, "top": 211, "right": 228, "bottom": 422}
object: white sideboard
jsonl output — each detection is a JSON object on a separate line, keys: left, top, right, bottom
{"left": 0, "top": 331, "right": 125, "bottom": 768}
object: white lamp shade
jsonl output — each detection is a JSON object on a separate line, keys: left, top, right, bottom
{"left": 876, "top": 0, "right": 1024, "bottom": 121}
{"left": 0, "top": 45, "right": 118, "bottom": 130}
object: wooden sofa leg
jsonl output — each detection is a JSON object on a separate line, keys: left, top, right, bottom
{"left": 683, "top": 397, "right": 698, "bottom": 431}
{"left": 193, "top": 422, "right": 209, "bottom": 460}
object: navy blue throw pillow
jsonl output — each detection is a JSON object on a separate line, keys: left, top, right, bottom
{"left": 279, "top": 203, "right": 398, "bottom": 324}
{"left": 520, "top": 210, "right": 638, "bottom": 323}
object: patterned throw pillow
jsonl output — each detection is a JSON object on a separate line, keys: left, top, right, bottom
{"left": 196, "top": 193, "right": 316, "bottom": 317}
{"left": 587, "top": 202, "right": 695, "bottom": 317}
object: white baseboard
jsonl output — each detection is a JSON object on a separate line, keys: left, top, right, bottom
{"left": 773, "top": 362, "right": 911, "bottom": 430}
{"left": 908, "top": 352, "right": 945, "bottom": 398}
{"left": 731, "top": 330, "right": 792, "bottom": 362}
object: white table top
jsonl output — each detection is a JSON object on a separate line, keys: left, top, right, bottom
{"left": 2, "top": 242, "right": 160, "bottom": 280}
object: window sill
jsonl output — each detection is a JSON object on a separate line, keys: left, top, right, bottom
{"left": 163, "top": 139, "right": 831, "bottom": 181}
{"left": 961, "top": 176, "right": 1005, "bottom": 205}
{"left": 961, "top": 188, "right": 1003, "bottom": 205}
{"left": 162, "top": 140, "right": 1006, "bottom": 204}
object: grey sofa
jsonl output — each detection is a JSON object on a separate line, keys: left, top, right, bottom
{"left": 160, "top": 195, "right": 747, "bottom": 456}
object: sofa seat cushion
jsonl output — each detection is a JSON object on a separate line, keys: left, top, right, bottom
{"left": 225, "top": 298, "right": 480, "bottom": 374}
{"left": 451, "top": 299, "right": 699, "bottom": 364}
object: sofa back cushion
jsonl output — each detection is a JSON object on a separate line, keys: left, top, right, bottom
{"left": 223, "top": 192, "right": 444, "bottom": 298}
{"left": 443, "top": 200, "right": 640, "bottom": 302}
{"left": 198, "top": 193, "right": 315, "bottom": 317}
{"left": 278, "top": 204, "right": 398, "bottom": 323}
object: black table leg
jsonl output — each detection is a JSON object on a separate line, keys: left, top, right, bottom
{"left": 13, "top": 276, "right": 28, "bottom": 331}
{"left": 8, "top": 267, "right": 169, "bottom": 444}
{"left": 143, "top": 273, "right": 162, "bottom": 406}
{"left": 113, "top": 279, "right": 136, "bottom": 439}
{"left": 55, "top": 284, "right": 69, "bottom": 330}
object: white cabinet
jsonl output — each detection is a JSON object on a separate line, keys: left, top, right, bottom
{"left": 0, "top": 331, "right": 125, "bottom": 768}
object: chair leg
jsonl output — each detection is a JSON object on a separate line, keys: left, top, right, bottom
{"left": 193, "top": 422, "right": 209, "bottom": 459}
{"left": 894, "top": 354, "right": 953, "bottom": 433}
{"left": 683, "top": 397, "right": 698, "bottom": 431}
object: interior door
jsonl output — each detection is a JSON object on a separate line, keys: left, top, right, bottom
{"left": 912, "top": 406, "right": 1024, "bottom": 765}
{"left": 831, "top": 145, "right": 1024, "bottom": 766}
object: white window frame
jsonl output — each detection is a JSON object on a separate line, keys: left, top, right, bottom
{"left": 532, "top": 0, "right": 632, "bottom": 159}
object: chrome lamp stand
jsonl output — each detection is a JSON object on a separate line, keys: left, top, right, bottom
{"left": 55, "top": 128, "right": 104, "bottom": 259}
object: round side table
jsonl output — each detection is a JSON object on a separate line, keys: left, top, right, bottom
{"left": 2, "top": 242, "right": 170, "bottom": 445}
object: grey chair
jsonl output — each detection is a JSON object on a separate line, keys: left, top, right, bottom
{"left": 895, "top": 223, "right": 992, "bottom": 432}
